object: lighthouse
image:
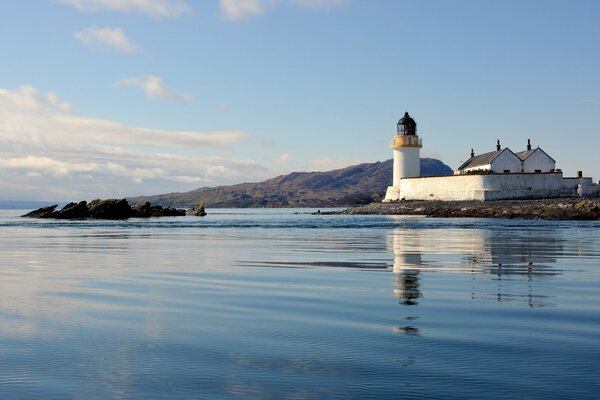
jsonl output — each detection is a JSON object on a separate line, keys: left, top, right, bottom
{"left": 383, "top": 112, "right": 422, "bottom": 202}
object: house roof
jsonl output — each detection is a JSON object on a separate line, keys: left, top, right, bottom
{"left": 457, "top": 149, "right": 502, "bottom": 171}
{"left": 515, "top": 149, "right": 535, "bottom": 160}
{"left": 515, "top": 147, "right": 556, "bottom": 163}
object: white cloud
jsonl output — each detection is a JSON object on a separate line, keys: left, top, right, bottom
{"left": 291, "top": 0, "right": 348, "bottom": 9}
{"left": 61, "top": 0, "right": 190, "bottom": 17}
{"left": 74, "top": 26, "right": 139, "bottom": 53}
{"left": 219, "top": 0, "right": 348, "bottom": 20}
{"left": 0, "top": 85, "right": 269, "bottom": 200}
{"left": 117, "top": 75, "right": 192, "bottom": 102}
{"left": 276, "top": 153, "right": 289, "bottom": 164}
{"left": 219, "top": 0, "right": 264, "bottom": 21}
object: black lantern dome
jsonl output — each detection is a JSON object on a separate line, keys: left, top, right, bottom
{"left": 397, "top": 112, "right": 417, "bottom": 135}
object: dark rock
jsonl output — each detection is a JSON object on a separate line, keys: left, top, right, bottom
{"left": 130, "top": 201, "right": 151, "bottom": 217}
{"left": 132, "top": 202, "right": 185, "bottom": 217}
{"left": 21, "top": 205, "right": 58, "bottom": 218}
{"left": 56, "top": 201, "right": 89, "bottom": 219}
{"left": 22, "top": 198, "right": 185, "bottom": 220}
{"left": 88, "top": 199, "right": 132, "bottom": 219}
{"left": 186, "top": 202, "right": 207, "bottom": 216}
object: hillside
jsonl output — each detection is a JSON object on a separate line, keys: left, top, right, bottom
{"left": 129, "top": 158, "right": 453, "bottom": 208}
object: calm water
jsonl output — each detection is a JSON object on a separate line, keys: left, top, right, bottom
{"left": 0, "top": 208, "right": 599, "bottom": 399}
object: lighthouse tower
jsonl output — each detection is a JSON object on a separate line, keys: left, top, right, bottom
{"left": 383, "top": 112, "right": 422, "bottom": 202}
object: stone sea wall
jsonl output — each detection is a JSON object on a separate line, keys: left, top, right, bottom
{"left": 340, "top": 197, "right": 600, "bottom": 220}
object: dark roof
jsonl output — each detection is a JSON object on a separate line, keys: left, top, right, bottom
{"left": 398, "top": 112, "right": 416, "bottom": 128}
{"left": 515, "top": 147, "right": 556, "bottom": 163}
{"left": 515, "top": 149, "right": 535, "bottom": 160}
{"left": 457, "top": 150, "right": 502, "bottom": 170}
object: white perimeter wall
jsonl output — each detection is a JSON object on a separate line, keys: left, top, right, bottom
{"left": 398, "top": 173, "right": 593, "bottom": 201}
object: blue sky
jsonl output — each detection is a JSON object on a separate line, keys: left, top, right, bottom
{"left": 0, "top": 0, "right": 599, "bottom": 200}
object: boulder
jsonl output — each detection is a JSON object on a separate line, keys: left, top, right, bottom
{"left": 186, "top": 202, "right": 207, "bottom": 216}
{"left": 88, "top": 199, "right": 132, "bottom": 219}
{"left": 55, "top": 201, "right": 89, "bottom": 219}
{"left": 574, "top": 199, "right": 598, "bottom": 213}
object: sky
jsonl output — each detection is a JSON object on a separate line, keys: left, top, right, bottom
{"left": 0, "top": 0, "right": 599, "bottom": 201}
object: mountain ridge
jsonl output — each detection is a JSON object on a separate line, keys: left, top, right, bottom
{"left": 129, "top": 158, "right": 453, "bottom": 208}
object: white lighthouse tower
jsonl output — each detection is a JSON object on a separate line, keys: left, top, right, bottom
{"left": 383, "top": 112, "right": 422, "bottom": 202}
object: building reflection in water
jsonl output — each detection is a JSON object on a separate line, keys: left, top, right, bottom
{"left": 388, "top": 226, "right": 563, "bottom": 310}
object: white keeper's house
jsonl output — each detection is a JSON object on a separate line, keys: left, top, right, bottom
{"left": 383, "top": 112, "right": 599, "bottom": 202}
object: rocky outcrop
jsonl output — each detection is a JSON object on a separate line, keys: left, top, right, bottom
{"left": 88, "top": 199, "right": 133, "bottom": 219}
{"left": 186, "top": 202, "right": 207, "bottom": 216}
{"left": 22, "top": 205, "right": 59, "bottom": 218}
{"left": 336, "top": 197, "right": 600, "bottom": 220}
{"left": 22, "top": 199, "right": 188, "bottom": 219}
{"left": 131, "top": 201, "right": 186, "bottom": 218}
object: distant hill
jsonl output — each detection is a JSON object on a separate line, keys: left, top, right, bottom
{"left": 0, "top": 200, "right": 58, "bottom": 210}
{"left": 129, "top": 158, "right": 453, "bottom": 208}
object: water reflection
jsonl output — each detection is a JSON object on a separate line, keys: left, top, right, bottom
{"left": 388, "top": 226, "right": 564, "bottom": 309}
{"left": 390, "top": 230, "right": 423, "bottom": 306}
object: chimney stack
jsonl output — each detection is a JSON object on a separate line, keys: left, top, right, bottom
{"left": 577, "top": 170, "right": 583, "bottom": 178}
{"left": 470, "top": 148, "right": 475, "bottom": 158}
{"left": 496, "top": 139, "right": 501, "bottom": 151}
{"left": 527, "top": 139, "right": 532, "bottom": 151}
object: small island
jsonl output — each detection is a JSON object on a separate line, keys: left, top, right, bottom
{"left": 22, "top": 199, "right": 207, "bottom": 219}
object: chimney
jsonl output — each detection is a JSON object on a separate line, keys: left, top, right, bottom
{"left": 527, "top": 139, "right": 532, "bottom": 151}
{"left": 496, "top": 139, "right": 501, "bottom": 151}
{"left": 470, "top": 148, "right": 475, "bottom": 158}
{"left": 577, "top": 171, "right": 583, "bottom": 178}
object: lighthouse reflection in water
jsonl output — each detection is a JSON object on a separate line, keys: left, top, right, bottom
{"left": 390, "top": 229, "right": 423, "bottom": 306}
{"left": 387, "top": 223, "right": 564, "bottom": 310}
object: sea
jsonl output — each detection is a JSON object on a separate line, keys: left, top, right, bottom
{"left": 0, "top": 208, "right": 599, "bottom": 400}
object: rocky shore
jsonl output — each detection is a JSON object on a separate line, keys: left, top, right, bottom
{"left": 335, "top": 197, "right": 600, "bottom": 220}
{"left": 22, "top": 199, "right": 206, "bottom": 220}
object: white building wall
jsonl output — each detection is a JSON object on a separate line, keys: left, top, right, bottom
{"left": 398, "top": 173, "right": 591, "bottom": 201}
{"left": 489, "top": 150, "right": 522, "bottom": 173}
{"left": 522, "top": 149, "right": 555, "bottom": 173}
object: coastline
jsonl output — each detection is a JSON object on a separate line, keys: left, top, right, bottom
{"left": 333, "top": 197, "right": 600, "bottom": 220}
